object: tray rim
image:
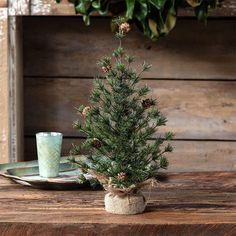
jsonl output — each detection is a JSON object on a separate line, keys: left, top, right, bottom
{"left": 0, "top": 156, "right": 84, "bottom": 187}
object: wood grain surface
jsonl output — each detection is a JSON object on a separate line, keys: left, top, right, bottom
{"left": 31, "top": 0, "right": 75, "bottom": 15}
{"left": 23, "top": 18, "right": 236, "bottom": 80}
{"left": 8, "top": 0, "right": 30, "bottom": 15}
{"left": 0, "top": 0, "right": 7, "bottom": 8}
{"left": 9, "top": 17, "right": 24, "bottom": 162}
{"left": 30, "top": 0, "right": 236, "bottom": 17}
{"left": 25, "top": 137, "right": 236, "bottom": 172}
{"left": 0, "top": 172, "right": 235, "bottom": 235}
{"left": 24, "top": 77, "right": 236, "bottom": 140}
{"left": 0, "top": 8, "right": 9, "bottom": 164}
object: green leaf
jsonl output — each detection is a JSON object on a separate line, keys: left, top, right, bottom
{"left": 92, "top": 0, "right": 101, "bottom": 9}
{"left": 97, "top": 0, "right": 109, "bottom": 15}
{"left": 195, "top": 1, "right": 208, "bottom": 23}
{"left": 98, "top": 9, "right": 107, "bottom": 15}
{"left": 149, "top": 0, "right": 167, "bottom": 10}
{"left": 165, "top": 0, "right": 177, "bottom": 32}
{"left": 75, "top": 0, "right": 91, "bottom": 14}
{"left": 148, "top": 18, "right": 159, "bottom": 39}
{"left": 135, "top": 0, "right": 148, "bottom": 21}
{"left": 186, "top": 0, "right": 203, "bottom": 7}
{"left": 83, "top": 14, "right": 90, "bottom": 25}
{"left": 126, "top": 0, "right": 136, "bottom": 19}
{"left": 156, "top": 11, "right": 167, "bottom": 35}
{"left": 56, "top": 0, "right": 219, "bottom": 40}
{"left": 165, "top": 14, "right": 176, "bottom": 32}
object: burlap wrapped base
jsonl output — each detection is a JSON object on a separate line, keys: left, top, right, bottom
{"left": 104, "top": 192, "right": 146, "bottom": 215}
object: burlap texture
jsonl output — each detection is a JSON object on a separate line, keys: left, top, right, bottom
{"left": 104, "top": 192, "right": 146, "bottom": 215}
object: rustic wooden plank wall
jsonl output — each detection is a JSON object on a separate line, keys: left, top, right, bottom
{"left": 23, "top": 15, "right": 236, "bottom": 171}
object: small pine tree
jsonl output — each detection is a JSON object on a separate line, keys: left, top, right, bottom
{"left": 70, "top": 17, "right": 174, "bottom": 190}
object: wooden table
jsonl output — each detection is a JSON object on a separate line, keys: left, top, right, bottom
{"left": 0, "top": 172, "right": 235, "bottom": 236}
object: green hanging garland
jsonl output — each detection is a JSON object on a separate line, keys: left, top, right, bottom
{"left": 55, "top": 0, "right": 220, "bottom": 40}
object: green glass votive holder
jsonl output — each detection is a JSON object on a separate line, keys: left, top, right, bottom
{"left": 36, "top": 132, "right": 63, "bottom": 178}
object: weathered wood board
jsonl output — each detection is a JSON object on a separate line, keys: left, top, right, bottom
{"left": 8, "top": 17, "right": 24, "bottom": 162}
{"left": 30, "top": 0, "right": 236, "bottom": 17}
{"left": 0, "top": 8, "right": 9, "bottom": 164}
{"left": 25, "top": 137, "right": 236, "bottom": 172}
{"left": 0, "top": 0, "right": 7, "bottom": 8}
{"left": 24, "top": 78, "right": 236, "bottom": 140}
{"left": 1, "top": 4, "right": 25, "bottom": 163}
{"left": 23, "top": 18, "right": 236, "bottom": 79}
{"left": 31, "top": 0, "right": 75, "bottom": 15}
{"left": 8, "top": 0, "right": 30, "bottom": 15}
{"left": 0, "top": 172, "right": 235, "bottom": 235}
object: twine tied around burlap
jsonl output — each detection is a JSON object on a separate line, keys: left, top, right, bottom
{"left": 87, "top": 169, "right": 159, "bottom": 198}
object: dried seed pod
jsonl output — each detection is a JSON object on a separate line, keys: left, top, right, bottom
{"left": 142, "top": 99, "right": 155, "bottom": 109}
{"left": 102, "top": 65, "right": 112, "bottom": 73}
{"left": 117, "top": 172, "right": 126, "bottom": 181}
{"left": 92, "top": 138, "right": 102, "bottom": 148}
{"left": 120, "top": 22, "right": 131, "bottom": 34}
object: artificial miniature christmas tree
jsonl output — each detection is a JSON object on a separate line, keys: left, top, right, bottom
{"left": 70, "top": 17, "right": 174, "bottom": 214}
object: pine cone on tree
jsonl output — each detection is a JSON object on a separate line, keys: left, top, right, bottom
{"left": 142, "top": 99, "right": 155, "bottom": 109}
{"left": 102, "top": 65, "right": 112, "bottom": 73}
{"left": 92, "top": 138, "right": 102, "bottom": 148}
{"left": 120, "top": 22, "right": 131, "bottom": 34}
{"left": 117, "top": 172, "right": 126, "bottom": 181}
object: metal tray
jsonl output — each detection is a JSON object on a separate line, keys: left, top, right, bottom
{"left": 0, "top": 156, "right": 94, "bottom": 190}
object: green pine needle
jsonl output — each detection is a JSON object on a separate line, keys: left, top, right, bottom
{"left": 70, "top": 17, "right": 174, "bottom": 189}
